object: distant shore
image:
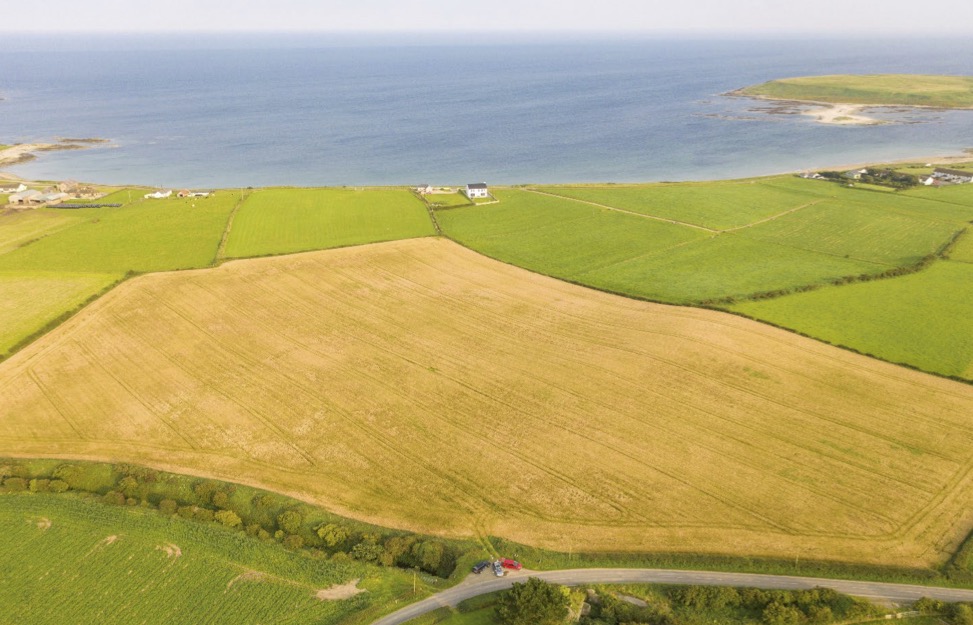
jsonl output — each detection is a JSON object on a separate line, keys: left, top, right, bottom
{"left": 0, "top": 138, "right": 109, "bottom": 169}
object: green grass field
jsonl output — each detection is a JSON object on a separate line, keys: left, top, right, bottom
{"left": 223, "top": 188, "right": 436, "bottom": 258}
{"left": 0, "top": 271, "right": 120, "bottom": 358}
{"left": 0, "top": 193, "right": 243, "bottom": 273}
{"left": 732, "top": 261, "right": 973, "bottom": 379}
{"left": 438, "top": 181, "right": 969, "bottom": 304}
{"left": 422, "top": 192, "right": 471, "bottom": 208}
{"left": 950, "top": 231, "right": 973, "bottom": 263}
{"left": 740, "top": 74, "right": 973, "bottom": 108}
{"left": 0, "top": 208, "right": 89, "bottom": 255}
{"left": 0, "top": 492, "right": 415, "bottom": 625}
{"left": 537, "top": 177, "right": 837, "bottom": 230}
{"left": 437, "top": 189, "right": 710, "bottom": 282}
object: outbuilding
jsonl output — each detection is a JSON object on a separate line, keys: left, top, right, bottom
{"left": 464, "top": 182, "right": 489, "bottom": 199}
{"left": 9, "top": 189, "right": 43, "bottom": 204}
{"left": 931, "top": 168, "right": 973, "bottom": 184}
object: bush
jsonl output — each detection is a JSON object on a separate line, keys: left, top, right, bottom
{"left": 496, "top": 578, "right": 570, "bottom": 625}
{"left": 277, "top": 510, "right": 303, "bottom": 535}
{"left": 158, "top": 499, "right": 178, "bottom": 515}
{"left": 215, "top": 510, "right": 242, "bottom": 529}
{"left": 316, "top": 523, "right": 350, "bottom": 548}
{"left": 29, "top": 478, "right": 50, "bottom": 493}
{"left": 102, "top": 490, "right": 126, "bottom": 506}
{"left": 283, "top": 534, "right": 305, "bottom": 550}
{"left": 48, "top": 479, "right": 69, "bottom": 493}
{"left": 3, "top": 477, "right": 26, "bottom": 491}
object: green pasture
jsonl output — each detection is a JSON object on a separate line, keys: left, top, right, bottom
{"left": 436, "top": 189, "right": 709, "bottom": 279}
{"left": 0, "top": 192, "right": 242, "bottom": 273}
{"left": 737, "top": 196, "right": 960, "bottom": 264}
{"left": 0, "top": 271, "right": 120, "bottom": 358}
{"left": 0, "top": 208, "right": 88, "bottom": 255}
{"left": 223, "top": 188, "right": 435, "bottom": 258}
{"left": 740, "top": 74, "right": 973, "bottom": 108}
{"left": 537, "top": 176, "right": 837, "bottom": 230}
{"left": 732, "top": 261, "right": 973, "bottom": 379}
{"left": 0, "top": 492, "right": 414, "bottom": 625}
{"left": 438, "top": 186, "right": 949, "bottom": 303}
{"left": 950, "top": 231, "right": 973, "bottom": 263}
{"left": 422, "top": 192, "right": 471, "bottom": 208}
{"left": 576, "top": 233, "right": 876, "bottom": 303}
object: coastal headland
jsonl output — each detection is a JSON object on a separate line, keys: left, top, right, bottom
{"left": 732, "top": 73, "right": 973, "bottom": 125}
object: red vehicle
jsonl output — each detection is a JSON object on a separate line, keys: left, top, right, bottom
{"left": 500, "top": 558, "right": 522, "bottom": 570}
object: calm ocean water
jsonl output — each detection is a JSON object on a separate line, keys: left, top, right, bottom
{"left": 1, "top": 35, "right": 971, "bottom": 187}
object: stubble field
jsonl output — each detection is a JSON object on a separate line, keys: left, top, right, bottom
{"left": 3, "top": 238, "right": 973, "bottom": 567}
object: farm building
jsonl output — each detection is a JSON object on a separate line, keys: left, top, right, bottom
{"left": 36, "top": 192, "right": 69, "bottom": 206}
{"left": 416, "top": 184, "right": 434, "bottom": 195}
{"left": 464, "top": 183, "right": 489, "bottom": 199}
{"left": 8, "top": 189, "right": 43, "bottom": 204}
{"left": 931, "top": 168, "right": 973, "bottom": 184}
{"left": 0, "top": 183, "right": 27, "bottom": 194}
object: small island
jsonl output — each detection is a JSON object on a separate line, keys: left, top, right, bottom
{"left": 734, "top": 74, "right": 973, "bottom": 125}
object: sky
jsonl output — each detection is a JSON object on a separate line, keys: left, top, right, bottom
{"left": 11, "top": 0, "right": 973, "bottom": 35}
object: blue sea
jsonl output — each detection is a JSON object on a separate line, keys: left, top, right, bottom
{"left": 1, "top": 34, "right": 971, "bottom": 187}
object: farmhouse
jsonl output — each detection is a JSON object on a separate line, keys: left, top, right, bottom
{"left": 464, "top": 183, "right": 489, "bottom": 199}
{"left": 144, "top": 190, "right": 173, "bottom": 199}
{"left": 931, "top": 168, "right": 973, "bottom": 184}
{"left": 416, "top": 184, "right": 434, "bottom": 195}
{"left": 0, "top": 183, "right": 27, "bottom": 194}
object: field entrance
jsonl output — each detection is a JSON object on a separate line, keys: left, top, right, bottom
{"left": 3, "top": 238, "right": 973, "bottom": 567}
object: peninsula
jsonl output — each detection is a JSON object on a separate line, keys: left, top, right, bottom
{"left": 735, "top": 74, "right": 973, "bottom": 125}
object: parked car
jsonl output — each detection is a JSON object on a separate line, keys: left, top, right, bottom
{"left": 492, "top": 560, "right": 504, "bottom": 577}
{"left": 500, "top": 558, "right": 522, "bottom": 570}
{"left": 472, "top": 560, "right": 490, "bottom": 574}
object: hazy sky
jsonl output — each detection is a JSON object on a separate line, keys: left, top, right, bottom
{"left": 12, "top": 0, "right": 973, "bottom": 34}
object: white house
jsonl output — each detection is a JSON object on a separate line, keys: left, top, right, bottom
{"left": 416, "top": 184, "right": 434, "bottom": 195}
{"left": 464, "top": 183, "right": 489, "bottom": 199}
{"left": 144, "top": 190, "right": 173, "bottom": 199}
{"left": 0, "top": 183, "right": 27, "bottom": 194}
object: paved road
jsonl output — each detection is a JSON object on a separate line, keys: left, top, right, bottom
{"left": 370, "top": 567, "right": 973, "bottom": 625}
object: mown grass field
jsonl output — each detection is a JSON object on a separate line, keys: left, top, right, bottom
{"left": 0, "top": 271, "right": 120, "bottom": 358}
{"left": 739, "top": 74, "right": 973, "bottom": 108}
{"left": 732, "top": 260, "right": 973, "bottom": 379}
{"left": 0, "top": 207, "right": 89, "bottom": 255}
{"left": 438, "top": 180, "right": 971, "bottom": 304}
{"left": 0, "top": 192, "right": 243, "bottom": 273}
{"left": 0, "top": 492, "right": 414, "bottom": 625}
{"left": 537, "top": 177, "right": 836, "bottom": 230}
{"left": 3, "top": 238, "right": 973, "bottom": 567}
{"left": 223, "top": 188, "right": 435, "bottom": 258}
{"left": 422, "top": 192, "right": 471, "bottom": 208}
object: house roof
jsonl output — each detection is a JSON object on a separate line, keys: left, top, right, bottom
{"left": 933, "top": 168, "right": 973, "bottom": 177}
{"left": 467, "top": 183, "right": 488, "bottom": 189}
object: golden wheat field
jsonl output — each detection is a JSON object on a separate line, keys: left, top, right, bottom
{"left": 3, "top": 237, "right": 973, "bottom": 567}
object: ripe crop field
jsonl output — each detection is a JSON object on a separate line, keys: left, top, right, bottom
{"left": 0, "top": 192, "right": 244, "bottom": 273}
{"left": 223, "top": 188, "right": 435, "bottom": 258}
{"left": 739, "top": 74, "right": 973, "bottom": 108}
{"left": 0, "top": 271, "right": 119, "bottom": 358}
{"left": 3, "top": 238, "right": 973, "bottom": 567}
{"left": 731, "top": 260, "right": 973, "bottom": 379}
{"left": 0, "top": 493, "right": 410, "bottom": 625}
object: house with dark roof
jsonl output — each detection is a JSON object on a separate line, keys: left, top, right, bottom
{"left": 463, "top": 182, "right": 489, "bottom": 199}
{"left": 931, "top": 168, "right": 973, "bottom": 184}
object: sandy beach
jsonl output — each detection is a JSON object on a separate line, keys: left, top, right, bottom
{"left": 802, "top": 103, "right": 883, "bottom": 126}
